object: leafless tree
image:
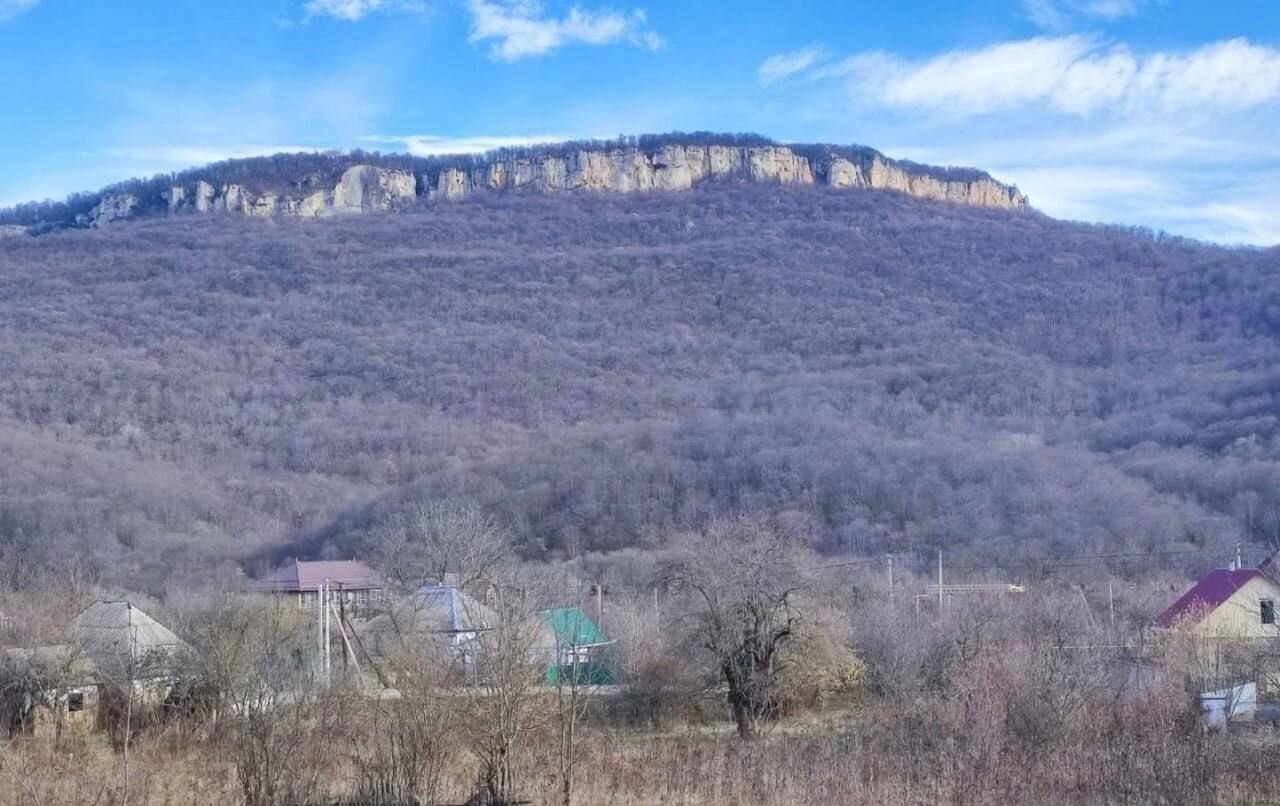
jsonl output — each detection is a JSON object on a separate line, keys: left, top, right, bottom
{"left": 0, "top": 564, "right": 98, "bottom": 747}
{"left": 195, "top": 599, "right": 337, "bottom": 806}
{"left": 550, "top": 583, "right": 607, "bottom": 806}
{"left": 351, "top": 636, "right": 458, "bottom": 805}
{"left": 374, "top": 500, "right": 514, "bottom": 589}
{"left": 666, "top": 516, "right": 806, "bottom": 739}
{"left": 461, "top": 570, "right": 551, "bottom": 806}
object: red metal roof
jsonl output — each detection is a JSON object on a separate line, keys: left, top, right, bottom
{"left": 258, "top": 559, "right": 383, "bottom": 592}
{"left": 1155, "top": 568, "right": 1269, "bottom": 628}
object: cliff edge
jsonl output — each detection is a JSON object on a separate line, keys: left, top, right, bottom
{"left": 0, "top": 134, "right": 1029, "bottom": 234}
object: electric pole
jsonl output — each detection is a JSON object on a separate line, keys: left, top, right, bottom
{"left": 888, "top": 555, "right": 895, "bottom": 607}
{"left": 1108, "top": 580, "right": 1116, "bottom": 638}
{"left": 937, "top": 550, "right": 944, "bottom": 613}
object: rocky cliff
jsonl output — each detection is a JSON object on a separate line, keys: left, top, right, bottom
{"left": 3, "top": 136, "right": 1029, "bottom": 234}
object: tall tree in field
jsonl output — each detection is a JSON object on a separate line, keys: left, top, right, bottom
{"left": 667, "top": 516, "right": 805, "bottom": 739}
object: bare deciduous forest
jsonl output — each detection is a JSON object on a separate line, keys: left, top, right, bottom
{"left": 2, "top": 179, "right": 1280, "bottom": 804}
{"left": 0, "top": 184, "right": 1277, "bottom": 590}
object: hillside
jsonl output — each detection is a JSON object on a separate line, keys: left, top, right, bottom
{"left": 0, "top": 183, "right": 1277, "bottom": 593}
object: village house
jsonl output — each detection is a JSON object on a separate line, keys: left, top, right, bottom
{"left": 1, "top": 601, "right": 187, "bottom": 739}
{"left": 1152, "top": 563, "right": 1280, "bottom": 723}
{"left": 256, "top": 559, "right": 386, "bottom": 617}
{"left": 1155, "top": 566, "right": 1280, "bottom": 638}
{"left": 358, "top": 581, "right": 497, "bottom": 669}
{"left": 357, "top": 582, "right": 614, "bottom": 685}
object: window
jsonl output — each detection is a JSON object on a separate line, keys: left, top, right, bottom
{"left": 1262, "top": 600, "right": 1275, "bottom": 625}
{"left": 68, "top": 692, "right": 84, "bottom": 712}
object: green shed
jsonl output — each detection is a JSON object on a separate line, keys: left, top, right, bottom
{"left": 540, "top": 607, "right": 614, "bottom": 685}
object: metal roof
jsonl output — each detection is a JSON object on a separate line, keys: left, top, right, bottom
{"left": 257, "top": 559, "right": 384, "bottom": 593}
{"left": 356, "top": 584, "right": 497, "bottom": 659}
{"left": 70, "top": 601, "right": 186, "bottom": 683}
{"left": 1155, "top": 568, "right": 1274, "bottom": 628}
{"left": 540, "top": 608, "right": 609, "bottom": 648}
{"left": 2, "top": 645, "right": 99, "bottom": 686}
{"left": 401, "top": 584, "right": 496, "bottom": 634}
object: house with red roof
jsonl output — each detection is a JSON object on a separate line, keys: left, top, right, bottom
{"left": 256, "top": 559, "right": 387, "bottom": 617}
{"left": 1155, "top": 565, "right": 1280, "bottom": 639}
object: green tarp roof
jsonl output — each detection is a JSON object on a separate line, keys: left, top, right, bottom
{"left": 541, "top": 607, "right": 608, "bottom": 647}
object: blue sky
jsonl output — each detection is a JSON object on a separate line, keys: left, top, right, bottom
{"left": 0, "top": 0, "right": 1277, "bottom": 244}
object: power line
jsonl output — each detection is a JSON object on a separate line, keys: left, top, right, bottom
{"left": 811, "top": 544, "right": 1259, "bottom": 577}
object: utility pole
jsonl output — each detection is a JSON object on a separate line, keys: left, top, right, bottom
{"left": 937, "top": 550, "right": 944, "bottom": 613}
{"left": 1078, "top": 586, "right": 1096, "bottom": 631}
{"left": 888, "top": 555, "right": 895, "bottom": 607}
{"left": 322, "top": 578, "right": 331, "bottom": 688}
{"left": 316, "top": 584, "right": 325, "bottom": 682}
{"left": 595, "top": 582, "right": 604, "bottom": 629}
{"left": 328, "top": 597, "right": 363, "bottom": 683}
{"left": 1108, "top": 580, "right": 1116, "bottom": 638}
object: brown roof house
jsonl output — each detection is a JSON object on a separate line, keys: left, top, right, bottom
{"left": 257, "top": 559, "right": 387, "bottom": 617}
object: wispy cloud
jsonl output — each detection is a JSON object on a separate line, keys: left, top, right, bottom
{"left": 1022, "top": 0, "right": 1153, "bottom": 29}
{"left": 302, "top": 0, "right": 425, "bottom": 21}
{"left": 758, "top": 45, "right": 825, "bottom": 86}
{"left": 0, "top": 0, "right": 38, "bottom": 23}
{"left": 465, "top": 0, "right": 662, "bottom": 61}
{"left": 359, "top": 133, "right": 576, "bottom": 155}
{"left": 825, "top": 36, "right": 1280, "bottom": 119}
{"left": 760, "top": 34, "right": 1280, "bottom": 245}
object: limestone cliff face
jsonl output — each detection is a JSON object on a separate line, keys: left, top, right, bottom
{"left": 331, "top": 165, "right": 416, "bottom": 214}
{"left": 88, "top": 194, "right": 140, "bottom": 228}
{"left": 424, "top": 144, "right": 1023, "bottom": 210}
{"left": 863, "top": 156, "right": 1026, "bottom": 208}
{"left": 81, "top": 139, "right": 1028, "bottom": 228}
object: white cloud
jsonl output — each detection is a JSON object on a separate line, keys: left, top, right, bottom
{"left": 0, "top": 0, "right": 38, "bottom": 22}
{"left": 303, "top": 0, "right": 425, "bottom": 21}
{"left": 1022, "top": 0, "right": 1150, "bottom": 29}
{"left": 765, "top": 32, "right": 1280, "bottom": 246}
{"left": 305, "top": 0, "right": 386, "bottom": 21}
{"left": 872, "top": 117, "right": 1280, "bottom": 246}
{"left": 359, "top": 133, "right": 575, "bottom": 155}
{"left": 1084, "top": 0, "right": 1142, "bottom": 18}
{"left": 758, "top": 46, "right": 826, "bottom": 86}
{"left": 1011, "top": 163, "right": 1280, "bottom": 246}
{"left": 466, "top": 0, "right": 661, "bottom": 61}
{"left": 830, "top": 36, "right": 1280, "bottom": 119}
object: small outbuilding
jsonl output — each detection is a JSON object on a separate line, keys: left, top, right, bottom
{"left": 539, "top": 607, "right": 613, "bottom": 685}
{"left": 0, "top": 645, "right": 100, "bottom": 739}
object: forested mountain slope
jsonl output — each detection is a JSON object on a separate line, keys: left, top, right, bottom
{"left": 0, "top": 185, "right": 1276, "bottom": 592}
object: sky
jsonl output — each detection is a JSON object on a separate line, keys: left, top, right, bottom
{"left": 0, "top": 0, "right": 1277, "bottom": 245}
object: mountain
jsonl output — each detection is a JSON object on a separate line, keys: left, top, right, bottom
{"left": 0, "top": 133, "right": 1026, "bottom": 234}
{"left": 0, "top": 155, "right": 1276, "bottom": 595}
